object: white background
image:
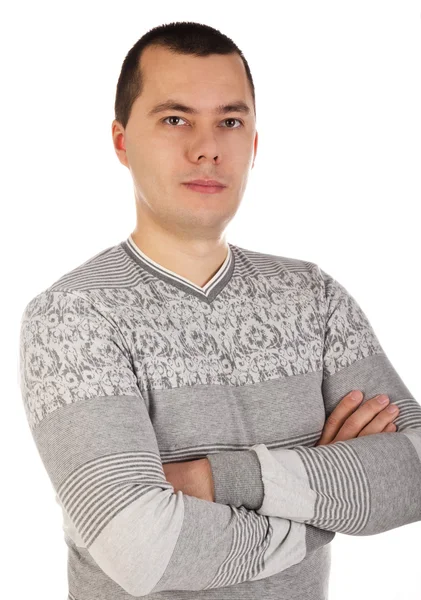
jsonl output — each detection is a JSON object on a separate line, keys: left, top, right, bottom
{"left": 2, "top": 1, "right": 420, "bottom": 599}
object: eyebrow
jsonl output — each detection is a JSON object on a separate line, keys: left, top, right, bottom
{"left": 147, "top": 99, "right": 251, "bottom": 117}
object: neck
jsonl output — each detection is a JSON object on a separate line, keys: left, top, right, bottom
{"left": 130, "top": 223, "right": 229, "bottom": 290}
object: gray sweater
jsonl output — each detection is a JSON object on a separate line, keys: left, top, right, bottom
{"left": 19, "top": 235, "right": 421, "bottom": 600}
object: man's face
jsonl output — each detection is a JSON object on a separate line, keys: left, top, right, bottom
{"left": 112, "top": 44, "right": 258, "bottom": 239}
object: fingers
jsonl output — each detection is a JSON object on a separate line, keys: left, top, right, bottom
{"left": 316, "top": 390, "right": 365, "bottom": 446}
{"left": 316, "top": 390, "right": 400, "bottom": 446}
{"left": 332, "top": 394, "right": 399, "bottom": 443}
{"left": 382, "top": 422, "right": 397, "bottom": 433}
{"left": 358, "top": 404, "right": 399, "bottom": 437}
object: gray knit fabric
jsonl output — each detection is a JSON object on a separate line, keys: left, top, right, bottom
{"left": 19, "top": 235, "right": 421, "bottom": 599}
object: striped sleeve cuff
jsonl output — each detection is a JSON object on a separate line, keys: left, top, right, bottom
{"left": 207, "top": 448, "right": 264, "bottom": 509}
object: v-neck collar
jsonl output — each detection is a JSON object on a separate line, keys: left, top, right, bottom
{"left": 120, "top": 234, "right": 235, "bottom": 304}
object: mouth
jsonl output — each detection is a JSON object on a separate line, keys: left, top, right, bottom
{"left": 184, "top": 179, "right": 226, "bottom": 187}
{"left": 183, "top": 182, "right": 226, "bottom": 194}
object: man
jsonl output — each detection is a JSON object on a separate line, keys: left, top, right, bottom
{"left": 19, "top": 21, "right": 421, "bottom": 600}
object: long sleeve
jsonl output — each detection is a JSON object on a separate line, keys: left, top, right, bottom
{"left": 19, "top": 289, "right": 335, "bottom": 597}
{"left": 207, "top": 267, "right": 421, "bottom": 536}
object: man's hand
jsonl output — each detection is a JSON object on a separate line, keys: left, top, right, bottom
{"left": 163, "top": 391, "right": 400, "bottom": 496}
{"left": 316, "top": 390, "right": 400, "bottom": 446}
{"left": 162, "top": 457, "right": 215, "bottom": 502}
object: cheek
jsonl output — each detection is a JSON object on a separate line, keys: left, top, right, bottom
{"left": 149, "top": 140, "right": 180, "bottom": 170}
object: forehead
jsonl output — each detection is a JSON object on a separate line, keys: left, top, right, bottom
{"left": 138, "top": 45, "right": 252, "bottom": 106}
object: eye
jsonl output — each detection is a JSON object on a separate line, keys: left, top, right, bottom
{"left": 221, "top": 118, "right": 243, "bottom": 128}
{"left": 163, "top": 116, "right": 188, "bottom": 127}
{"left": 162, "top": 116, "right": 243, "bottom": 128}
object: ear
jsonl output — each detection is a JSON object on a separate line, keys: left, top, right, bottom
{"left": 111, "top": 120, "right": 129, "bottom": 168}
{"left": 252, "top": 130, "right": 258, "bottom": 169}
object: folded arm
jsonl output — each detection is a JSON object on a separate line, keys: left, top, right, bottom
{"left": 207, "top": 268, "right": 421, "bottom": 536}
{"left": 19, "top": 289, "right": 335, "bottom": 597}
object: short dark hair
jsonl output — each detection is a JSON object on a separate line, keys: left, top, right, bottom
{"left": 114, "top": 21, "right": 256, "bottom": 129}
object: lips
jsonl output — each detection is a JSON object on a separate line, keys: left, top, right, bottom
{"left": 184, "top": 179, "right": 226, "bottom": 187}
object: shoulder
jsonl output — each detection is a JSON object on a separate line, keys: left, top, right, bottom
{"left": 230, "top": 242, "right": 321, "bottom": 280}
{"left": 20, "top": 241, "right": 126, "bottom": 320}
{"left": 46, "top": 241, "right": 126, "bottom": 293}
